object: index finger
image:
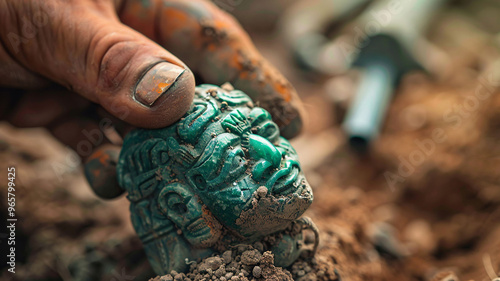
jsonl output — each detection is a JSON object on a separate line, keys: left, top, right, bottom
{"left": 118, "top": 0, "right": 304, "bottom": 138}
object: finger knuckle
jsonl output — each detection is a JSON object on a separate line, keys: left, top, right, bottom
{"left": 89, "top": 31, "right": 140, "bottom": 94}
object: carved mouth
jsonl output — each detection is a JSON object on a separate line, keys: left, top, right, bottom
{"left": 266, "top": 160, "right": 302, "bottom": 195}
{"left": 272, "top": 166, "right": 301, "bottom": 195}
{"left": 187, "top": 217, "right": 210, "bottom": 236}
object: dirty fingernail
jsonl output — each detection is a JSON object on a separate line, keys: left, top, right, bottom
{"left": 135, "top": 62, "right": 185, "bottom": 107}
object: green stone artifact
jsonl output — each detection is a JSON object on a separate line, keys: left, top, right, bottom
{"left": 116, "top": 85, "right": 315, "bottom": 275}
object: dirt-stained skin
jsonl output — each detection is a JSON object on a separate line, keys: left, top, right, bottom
{"left": 0, "top": 0, "right": 304, "bottom": 158}
{"left": 118, "top": 0, "right": 304, "bottom": 137}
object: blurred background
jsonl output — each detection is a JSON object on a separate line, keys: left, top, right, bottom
{"left": 1, "top": 0, "right": 500, "bottom": 280}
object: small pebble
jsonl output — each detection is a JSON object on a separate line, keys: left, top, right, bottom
{"left": 162, "top": 275, "right": 173, "bottom": 281}
{"left": 241, "top": 250, "right": 262, "bottom": 266}
{"left": 215, "top": 267, "right": 226, "bottom": 277}
{"left": 252, "top": 266, "right": 262, "bottom": 278}
{"left": 221, "top": 82, "right": 234, "bottom": 91}
{"left": 199, "top": 257, "right": 223, "bottom": 273}
{"left": 222, "top": 250, "right": 233, "bottom": 264}
{"left": 238, "top": 245, "right": 248, "bottom": 253}
{"left": 256, "top": 186, "right": 268, "bottom": 198}
{"left": 253, "top": 242, "right": 264, "bottom": 252}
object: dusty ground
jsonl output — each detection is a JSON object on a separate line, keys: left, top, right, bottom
{"left": 1, "top": 1, "right": 500, "bottom": 280}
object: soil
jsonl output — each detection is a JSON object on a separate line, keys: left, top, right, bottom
{"left": 2, "top": 73, "right": 500, "bottom": 280}
{"left": 149, "top": 247, "right": 296, "bottom": 281}
{"left": 1, "top": 2, "right": 500, "bottom": 281}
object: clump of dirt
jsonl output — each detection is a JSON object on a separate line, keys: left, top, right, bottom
{"left": 235, "top": 184, "right": 313, "bottom": 238}
{"left": 149, "top": 246, "right": 294, "bottom": 281}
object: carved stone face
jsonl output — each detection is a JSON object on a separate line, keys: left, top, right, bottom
{"left": 117, "top": 85, "right": 313, "bottom": 273}
{"left": 185, "top": 107, "right": 313, "bottom": 239}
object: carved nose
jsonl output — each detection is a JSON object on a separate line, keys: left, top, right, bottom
{"left": 248, "top": 134, "right": 282, "bottom": 168}
{"left": 249, "top": 134, "right": 283, "bottom": 181}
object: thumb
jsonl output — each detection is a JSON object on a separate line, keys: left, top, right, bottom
{"left": 0, "top": 1, "right": 194, "bottom": 128}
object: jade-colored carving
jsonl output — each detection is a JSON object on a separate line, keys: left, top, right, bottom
{"left": 116, "top": 85, "right": 314, "bottom": 275}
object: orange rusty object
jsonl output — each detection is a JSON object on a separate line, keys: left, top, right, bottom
{"left": 87, "top": 148, "right": 111, "bottom": 165}
{"left": 118, "top": 0, "right": 304, "bottom": 138}
{"left": 84, "top": 144, "right": 124, "bottom": 199}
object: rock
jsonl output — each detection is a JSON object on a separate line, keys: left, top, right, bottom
{"left": 199, "top": 257, "right": 223, "bottom": 273}
{"left": 160, "top": 275, "right": 173, "bottom": 281}
{"left": 227, "top": 261, "right": 239, "bottom": 272}
{"left": 253, "top": 242, "right": 264, "bottom": 252}
{"left": 256, "top": 186, "right": 268, "bottom": 198}
{"left": 241, "top": 250, "right": 262, "bottom": 266}
{"left": 215, "top": 266, "right": 226, "bottom": 277}
{"left": 152, "top": 244, "right": 292, "bottom": 281}
{"left": 238, "top": 245, "right": 250, "bottom": 253}
{"left": 252, "top": 266, "right": 262, "bottom": 278}
{"left": 260, "top": 251, "right": 274, "bottom": 265}
{"left": 222, "top": 250, "right": 233, "bottom": 264}
{"left": 299, "top": 273, "right": 318, "bottom": 281}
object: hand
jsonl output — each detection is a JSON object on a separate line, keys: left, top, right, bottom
{"left": 0, "top": 0, "right": 304, "bottom": 196}
{"left": 0, "top": 0, "right": 303, "bottom": 146}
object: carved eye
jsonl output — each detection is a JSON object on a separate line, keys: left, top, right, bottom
{"left": 232, "top": 154, "right": 245, "bottom": 169}
{"left": 226, "top": 153, "right": 247, "bottom": 183}
{"left": 167, "top": 194, "right": 188, "bottom": 214}
{"left": 193, "top": 174, "right": 207, "bottom": 190}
